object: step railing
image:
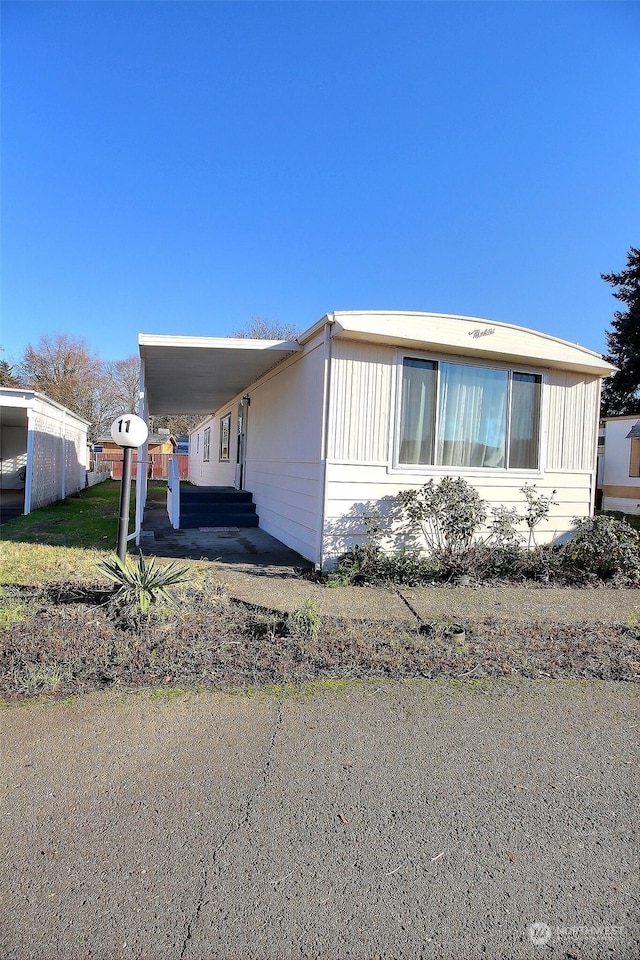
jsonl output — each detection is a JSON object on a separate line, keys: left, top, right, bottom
{"left": 167, "top": 457, "right": 180, "bottom": 529}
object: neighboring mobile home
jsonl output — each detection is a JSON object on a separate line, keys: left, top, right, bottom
{"left": 599, "top": 415, "right": 640, "bottom": 516}
{"left": 139, "top": 311, "right": 616, "bottom": 568}
{"left": 0, "top": 388, "right": 89, "bottom": 518}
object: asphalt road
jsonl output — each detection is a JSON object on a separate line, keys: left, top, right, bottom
{"left": 1, "top": 680, "right": 638, "bottom": 960}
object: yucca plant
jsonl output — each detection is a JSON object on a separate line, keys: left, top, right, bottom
{"left": 99, "top": 553, "right": 193, "bottom": 615}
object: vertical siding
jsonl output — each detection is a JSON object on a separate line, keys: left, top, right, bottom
{"left": 0, "top": 426, "right": 27, "bottom": 487}
{"left": 64, "top": 421, "right": 86, "bottom": 495}
{"left": 328, "top": 341, "right": 392, "bottom": 463}
{"left": 545, "top": 372, "right": 599, "bottom": 472}
{"left": 29, "top": 405, "right": 86, "bottom": 509}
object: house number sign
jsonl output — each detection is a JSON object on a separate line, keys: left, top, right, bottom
{"left": 110, "top": 414, "right": 148, "bottom": 448}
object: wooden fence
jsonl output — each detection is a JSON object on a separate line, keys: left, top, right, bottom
{"left": 94, "top": 452, "right": 189, "bottom": 481}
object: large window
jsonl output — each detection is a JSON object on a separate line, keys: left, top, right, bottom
{"left": 399, "top": 357, "right": 541, "bottom": 470}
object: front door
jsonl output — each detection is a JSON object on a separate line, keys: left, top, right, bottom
{"left": 235, "top": 400, "right": 248, "bottom": 490}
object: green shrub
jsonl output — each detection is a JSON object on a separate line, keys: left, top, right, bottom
{"left": 563, "top": 515, "right": 640, "bottom": 584}
{"left": 330, "top": 509, "right": 391, "bottom": 585}
{"left": 384, "top": 546, "right": 439, "bottom": 585}
{"left": 521, "top": 483, "right": 557, "bottom": 547}
{"left": 396, "top": 477, "right": 488, "bottom": 577}
{"left": 99, "top": 553, "right": 193, "bottom": 616}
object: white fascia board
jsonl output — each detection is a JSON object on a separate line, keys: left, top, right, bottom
{"left": 138, "top": 333, "right": 301, "bottom": 353}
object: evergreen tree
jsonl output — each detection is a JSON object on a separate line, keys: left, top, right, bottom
{"left": 601, "top": 246, "right": 640, "bottom": 416}
{"left": 0, "top": 358, "right": 21, "bottom": 387}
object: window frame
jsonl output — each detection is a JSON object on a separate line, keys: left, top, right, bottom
{"left": 392, "top": 351, "right": 544, "bottom": 475}
{"left": 219, "top": 413, "right": 231, "bottom": 461}
{"left": 203, "top": 427, "right": 211, "bottom": 463}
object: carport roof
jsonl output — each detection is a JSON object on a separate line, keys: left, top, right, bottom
{"left": 138, "top": 334, "right": 301, "bottom": 416}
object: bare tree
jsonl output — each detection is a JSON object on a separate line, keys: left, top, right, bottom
{"left": 17, "top": 334, "right": 114, "bottom": 441}
{"left": 231, "top": 316, "right": 299, "bottom": 340}
{"left": 105, "top": 355, "right": 142, "bottom": 415}
{"left": 149, "top": 414, "right": 201, "bottom": 436}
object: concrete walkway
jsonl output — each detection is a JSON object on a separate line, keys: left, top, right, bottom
{"left": 141, "top": 499, "right": 640, "bottom": 626}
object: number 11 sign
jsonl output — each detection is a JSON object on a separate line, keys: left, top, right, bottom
{"left": 110, "top": 414, "right": 148, "bottom": 449}
{"left": 110, "top": 414, "right": 149, "bottom": 560}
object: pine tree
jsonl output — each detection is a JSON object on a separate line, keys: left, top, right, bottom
{"left": 0, "top": 358, "right": 21, "bottom": 387}
{"left": 601, "top": 246, "right": 640, "bottom": 416}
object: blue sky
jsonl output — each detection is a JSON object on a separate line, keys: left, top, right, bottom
{"left": 2, "top": 0, "right": 639, "bottom": 364}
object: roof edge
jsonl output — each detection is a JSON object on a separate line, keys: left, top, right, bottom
{"left": 139, "top": 333, "right": 302, "bottom": 353}
{"left": 325, "top": 310, "right": 611, "bottom": 365}
{"left": 0, "top": 387, "right": 91, "bottom": 426}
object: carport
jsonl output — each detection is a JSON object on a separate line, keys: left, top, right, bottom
{"left": 136, "top": 334, "right": 301, "bottom": 539}
{"left": 0, "top": 388, "right": 89, "bottom": 520}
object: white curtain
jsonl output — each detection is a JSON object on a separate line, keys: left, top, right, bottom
{"left": 399, "top": 359, "right": 436, "bottom": 464}
{"left": 509, "top": 373, "right": 540, "bottom": 469}
{"left": 437, "top": 363, "right": 507, "bottom": 468}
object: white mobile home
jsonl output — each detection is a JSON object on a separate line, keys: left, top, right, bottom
{"left": 600, "top": 415, "right": 640, "bottom": 516}
{"left": 139, "top": 311, "right": 615, "bottom": 568}
{"left": 0, "top": 389, "right": 89, "bottom": 517}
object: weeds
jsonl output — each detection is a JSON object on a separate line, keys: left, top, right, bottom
{"left": 287, "top": 600, "right": 322, "bottom": 648}
{"left": 0, "top": 587, "right": 29, "bottom": 630}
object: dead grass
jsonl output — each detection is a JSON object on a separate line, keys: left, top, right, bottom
{"left": 1, "top": 579, "right": 637, "bottom": 701}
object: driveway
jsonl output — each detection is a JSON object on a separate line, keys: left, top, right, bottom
{"left": 1, "top": 680, "right": 638, "bottom": 960}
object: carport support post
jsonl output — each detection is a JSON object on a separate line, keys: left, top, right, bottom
{"left": 117, "top": 446, "right": 133, "bottom": 562}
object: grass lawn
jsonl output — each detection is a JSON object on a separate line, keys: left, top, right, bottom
{"left": 0, "top": 481, "right": 168, "bottom": 586}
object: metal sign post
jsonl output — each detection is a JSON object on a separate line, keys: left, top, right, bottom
{"left": 110, "top": 414, "right": 149, "bottom": 562}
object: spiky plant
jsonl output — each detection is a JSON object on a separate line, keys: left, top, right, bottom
{"left": 98, "top": 553, "right": 192, "bottom": 615}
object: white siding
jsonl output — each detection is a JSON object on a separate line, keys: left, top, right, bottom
{"left": 322, "top": 464, "right": 593, "bottom": 568}
{"left": 603, "top": 496, "right": 640, "bottom": 515}
{"left": 0, "top": 426, "right": 27, "bottom": 488}
{"left": 27, "top": 400, "right": 87, "bottom": 510}
{"left": 189, "top": 335, "right": 327, "bottom": 562}
{"left": 188, "top": 417, "right": 236, "bottom": 487}
{"left": 545, "top": 372, "right": 600, "bottom": 472}
{"left": 601, "top": 416, "right": 640, "bottom": 515}
{"left": 320, "top": 343, "right": 602, "bottom": 568}
{"left": 328, "top": 341, "right": 392, "bottom": 463}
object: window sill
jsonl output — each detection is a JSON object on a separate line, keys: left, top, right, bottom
{"left": 388, "top": 463, "right": 543, "bottom": 479}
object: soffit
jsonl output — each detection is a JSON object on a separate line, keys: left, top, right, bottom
{"left": 138, "top": 335, "right": 301, "bottom": 416}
